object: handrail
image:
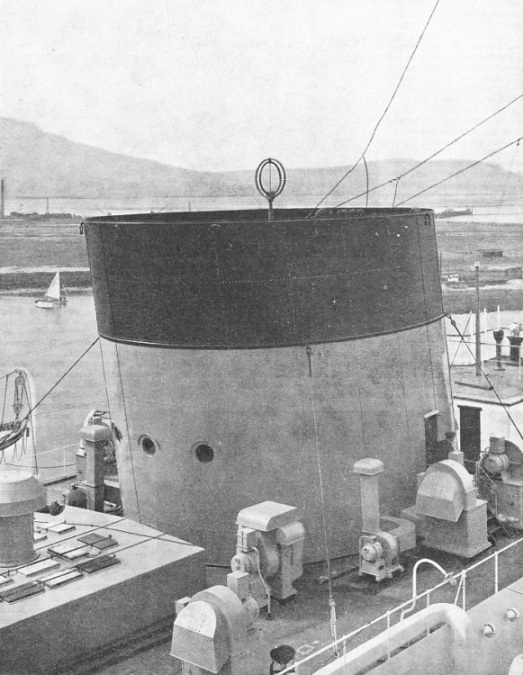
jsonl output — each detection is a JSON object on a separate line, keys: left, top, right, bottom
{"left": 279, "top": 535, "right": 523, "bottom": 675}
{"left": 313, "top": 604, "right": 471, "bottom": 675}
{"left": 400, "top": 558, "right": 456, "bottom": 621}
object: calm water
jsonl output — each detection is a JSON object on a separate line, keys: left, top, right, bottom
{"left": 1, "top": 293, "right": 105, "bottom": 483}
{"left": 2, "top": 288, "right": 523, "bottom": 483}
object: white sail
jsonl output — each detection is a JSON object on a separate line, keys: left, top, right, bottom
{"left": 46, "top": 272, "right": 61, "bottom": 300}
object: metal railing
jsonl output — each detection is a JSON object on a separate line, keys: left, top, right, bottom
{"left": 280, "top": 535, "right": 523, "bottom": 675}
{"left": 1, "top": 442, "right": 77, "bottom": 482}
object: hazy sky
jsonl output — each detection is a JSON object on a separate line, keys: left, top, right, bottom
{"left": 1, "top": 0, "right": 521, "bottom": 171}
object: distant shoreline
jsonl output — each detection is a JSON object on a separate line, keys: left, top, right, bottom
{"left": 1, "top": 216, "right": 522, "bottom": 315}
{"left": 0, "top": 269, "right": 521, "bottom": 316}
{"left": 0, "top": 269, "right": 91, "bottom": 293}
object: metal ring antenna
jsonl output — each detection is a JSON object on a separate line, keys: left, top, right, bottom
{"left": 255, "top": 158, "right": 286, "bottom": 221}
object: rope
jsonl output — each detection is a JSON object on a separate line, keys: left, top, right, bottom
{"left": 0, "top": 372, "right": 33, "bottom": 463}
{"left": 252, "top": 546, "right": 272, "bottom": 619}
{"left": 1, "top": 373, "right": 8, "bottom": 427}
{"left": 310, "top": 0, "right": 441, "bottom": 215}
{"left": 308, "top": 361, "right": 338, "bottom": 658}
{"left": 19, "top": 375, "right": 37, "bottom": 472}
{"left": 331, "top": 91, "right": 523, "bottom": 209}
{"left": 395, "top": 136, "right": 523, "bottom": 207}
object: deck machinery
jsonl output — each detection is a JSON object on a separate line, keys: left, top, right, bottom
{"left": 83, "top": 206, "right": 453, "bottom": 564}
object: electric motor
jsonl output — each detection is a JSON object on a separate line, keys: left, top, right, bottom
{"left": 231, "top": 552, "right": 256, "bottom": 574}
{"left": 361, "top": 541, "right": 383, "bottom": 563}
{"left": 484, "top": 452, "right": 510, "bottom": 476}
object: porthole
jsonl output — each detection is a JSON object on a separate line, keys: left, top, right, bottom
{"left": 111, "top": 423, "right": 122, "bottom": 442}
{"left": 139, "top": 434, "right": 158, "bottom": 456}
{"left": 193, "top": 442, "right": 215, "bottom": 463}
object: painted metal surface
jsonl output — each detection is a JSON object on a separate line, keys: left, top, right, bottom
{"left": 84, "top": 208, "right": 452, "bottom": 564}
{"left": 85, "top": 208, "right": 442, "bottom": 348}
{"left": 0, "top": 506, "right": 205, "bottom": 674}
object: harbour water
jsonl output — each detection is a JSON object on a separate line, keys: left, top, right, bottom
{"left": 1, "top": 292, "right": 105, "bottom": 483}
{"left": 2, "top": 288, "right": 522, "bottom": 484}
{"left": 5, "top": 196, "right": 523, "bottom": 221}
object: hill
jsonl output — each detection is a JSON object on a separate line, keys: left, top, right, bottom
{"left": 1, "top": 117, "right": 522, "bottom": 206}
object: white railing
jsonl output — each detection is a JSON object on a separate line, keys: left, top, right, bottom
{"left": 280, "top": 535, "right": 523, "bottom": 675}
{"left": 2, "top": 442, "right": 77, "bottom": 482}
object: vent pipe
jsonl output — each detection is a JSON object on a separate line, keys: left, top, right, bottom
{"left": 508, "top": 323, "right": 523, "bottom": 363}
{"left": 493, "top": 329, "right": 505, "bottom": 370}
{"left": 353, "top": 458, "right": 384, "bottom": 534}
{"left": 0, "top": 468, "right": 46, "bottom": 566}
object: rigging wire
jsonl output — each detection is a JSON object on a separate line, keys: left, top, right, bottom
{"left": 309, "top": 0, "right": 442, "bottom": 216}
{"left": 308, "top": 361, "right": 339, "bottom": 658}
{"left": 391, "top": 178, "right": 401, "bottom": 207}
{"left": 1, "top": 374, "right": 8, "bottom": 428}
{"left": 498, "top": 139, "right": 520, "bottom": 213}
{"left": 449, "top": 313, "right": 472, "bottom": 368}
{"left": 98, "top": 340, "right": 114, "bottom": 430}
{"left": 395, "top": 136, "right": 523, "bottom": 207}
{"left": 4, "top": 460, "right": 76, "bottom": 469}
{"left": 114, "top": 342, "right": 142, "bottom": 522}
{"left": 24, "top": 337, "right": 100, "bottom": 419}
{"left": 446, "top": 313, "right": 523, "bottom": 445}
{"left": 362, "top": 154, "right": 369, "bottom": 207}
{"left": 32, "top": 518, "right": 198, "bottom": 547}
{"left": 330, "top": 92, "right": 523, "bottom": 210}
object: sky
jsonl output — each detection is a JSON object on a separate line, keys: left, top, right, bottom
{"left": 1, "top": 0, "right": 522, "bottom": 172}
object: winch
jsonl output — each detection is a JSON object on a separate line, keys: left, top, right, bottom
{"left": 478, "top": 436, "right": 523, "bottom": 529}
{"left": 227, "top": 501, "right": 305, "bottom": 609}
{"left": 401, "top": 458, "right": 491, "bottom": 558}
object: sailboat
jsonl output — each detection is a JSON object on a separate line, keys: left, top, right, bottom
{"left": 35, "top": 271, "right": 67, "bottom": 309}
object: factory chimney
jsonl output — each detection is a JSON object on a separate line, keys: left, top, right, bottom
{"left": 0, "top": 179, "right": 5, "bottom": 218}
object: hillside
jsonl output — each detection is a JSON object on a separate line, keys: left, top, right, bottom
{"left": 0, "top": 118, "right": 242, "bottom": 200}
{"left": 1, "top": 117, "right": 522, "bottom": 205}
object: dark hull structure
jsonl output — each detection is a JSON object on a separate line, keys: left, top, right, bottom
{"left": 84, "top": 207, "right": 453, "bottom": 564}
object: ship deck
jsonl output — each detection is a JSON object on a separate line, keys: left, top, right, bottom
{"left": 0, "top": 505, "right": 205, "bottom": 675}
{"left": 452, "top": 357, "right": 523, "bottom": 405}
{"left": 58, "top": 530, "right": 523, "bottom": 675}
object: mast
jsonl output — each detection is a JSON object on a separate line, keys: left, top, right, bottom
{"left": 475, "top": 261, "right": 481, "bottom": 377}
